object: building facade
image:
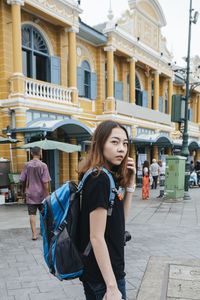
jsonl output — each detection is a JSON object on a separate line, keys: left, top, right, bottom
{"left": 0, "top": 0, "right": 200, "bottom": 189}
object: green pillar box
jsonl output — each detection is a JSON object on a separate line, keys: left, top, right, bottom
{"left": 164, "top": 156, "right": 186, "bottom": 199}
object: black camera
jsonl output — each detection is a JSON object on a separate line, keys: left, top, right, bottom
{"left": 124, "top": 231, "right": 131, "bottom": 246}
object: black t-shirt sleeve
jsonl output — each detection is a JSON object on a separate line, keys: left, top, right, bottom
{"left": 83, "top": 172, "right": 110, "bottom": 213}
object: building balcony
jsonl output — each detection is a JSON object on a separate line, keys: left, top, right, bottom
{"left": 8, "top": 75, "right": 80, "bottom": 111}
{"left": 25, "top": 78, "right": 73, "bottom": 104}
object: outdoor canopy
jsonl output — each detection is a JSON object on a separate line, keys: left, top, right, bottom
{"left": 17, "top": 139, "right": 81, "bottom": 153}
{"left": 0, "top": 136, "right": 20, "bottom": 144}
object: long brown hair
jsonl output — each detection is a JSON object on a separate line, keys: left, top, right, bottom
{"left": 78, "top": 120, "right": 130, "bottom": 187}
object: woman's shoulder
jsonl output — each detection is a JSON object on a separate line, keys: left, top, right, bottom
{"left": 84, "top": 170, "right": 111, "bottom": 186}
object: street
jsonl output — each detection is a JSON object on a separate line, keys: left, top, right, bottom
{"left": 0, "top": 187, "right": 200, "bottom": 300}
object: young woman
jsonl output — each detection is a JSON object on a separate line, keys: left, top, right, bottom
{"left": 142, "top": 160, "right": 149, "bottom": 200}
{"left": 78, "top": 120, "right": 136, "bottom": 300}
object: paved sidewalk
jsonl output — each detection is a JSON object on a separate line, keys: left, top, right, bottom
{"left": 0, "top": 187, "right": 200, "bottom": 299}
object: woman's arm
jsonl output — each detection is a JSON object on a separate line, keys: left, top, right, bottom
{"left": 124, "top": 157, "right": 136, "bottom": 222}
{"left": 90, "top": 208, "right": 123, "bottom": 300}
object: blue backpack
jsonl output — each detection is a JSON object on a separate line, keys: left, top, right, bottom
{"left": 40, "top": 168, "right": 118, "bottom": 281}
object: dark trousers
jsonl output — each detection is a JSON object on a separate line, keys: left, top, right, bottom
{"left": 83, "top": 277, "right": 126, "bottom": 300}
{"left": 152, "top": 175, "right": 158, "bottom": 189}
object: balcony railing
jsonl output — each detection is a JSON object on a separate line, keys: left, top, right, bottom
{"left": 25, "top": 79, "right": 73, "bottom": 104}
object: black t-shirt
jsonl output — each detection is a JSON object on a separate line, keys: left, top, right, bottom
{"left": 79, "top": 172, "right": 125, "bottom": 283}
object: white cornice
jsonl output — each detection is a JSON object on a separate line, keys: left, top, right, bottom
{"left": 1, "top": 98, "right": 83, "bottom": 114}
{"left": 104, "top": 46, "right": 116, "bottom": 52}
{"left": 7, "top": 0, "right": 24, "bottom": 5}
{"left": 152, "top": 70, "right": 161, "bottom": 75}
{"left": 65, "top": 26, "right": 79, "bottom": 33}
{"left": 96, "top": 113, "right": 173, "bottom": 132}
{"left": 127, "top": 57, "right": 137, "bottom": 63}
{"left": 23, "top": 0, "right": 81, "bottom": 28}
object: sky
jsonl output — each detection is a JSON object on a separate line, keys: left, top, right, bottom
{"left": 79, "top": 0, "right": 200, "bottom": 67}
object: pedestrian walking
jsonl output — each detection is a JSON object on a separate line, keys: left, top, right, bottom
{"left": 150, "top": 158, "right": 159, "bottom": 189}
{"left": 142, "top": 160, "right": 149, "bottom": 200}
{"left": 20, "top": 146, "right": 51, "bottom": 240}
{"left": 157, "top": 160, "right": 165, "bottom": 198}
{"left": 78, "top": 120, "right": 136, "bottom": 300}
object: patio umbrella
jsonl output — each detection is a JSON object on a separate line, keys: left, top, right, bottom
{"left": 0, "top": 136, "right": 21, "bottom": 173}
{"left": 18, "top": 139, "right": 81, "bottom": 153}
{"left": 0, "top": 136, "right": 20, "bottom": 144}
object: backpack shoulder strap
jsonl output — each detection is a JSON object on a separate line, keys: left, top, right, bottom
{"left": 77, "top": 167, "right": 117, "bottom": 216}
{"left": 77, "top": 168, "right": 116, "bottom": 200}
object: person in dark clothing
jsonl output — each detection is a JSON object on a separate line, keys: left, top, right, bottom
{"left": 78, "top": 120, "right": 136, "bottom": 300}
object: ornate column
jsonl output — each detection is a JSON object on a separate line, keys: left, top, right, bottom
{"left": 168, "top": 78, "right": 173, "bottom": 115}
{"left": 7, "top": 0, "right": 25, "bottom": 99}
{"left": 196, "top": 149, "right": 200, "bottom": 161}
{"left": 69, "top": 138, "right": 78, "bottom": 184}
{"left": 12, "top": 107, "right": 27, "bottom": 172}
{"left": 59, "top": 29, "right": 68, "bottom": 86}
{"left": 152, "top": 71, "right": 160, "bottom": 111}
{"left": 59, "top": 151, "right": 69, "bottom": 185}
{"left": 147, "top": 148, "right": 151, "bottom": 163}
{"left": 1, "top": 109, "right": 11, "bottom": 160}
{"left": 167, "top": 147, "right": 172, "bottom": 156}
{"left": 104, "top": 46, "right": 116, "bottom": 113}
{"left": 153, "top": 146, "right": 159, "bottom": 162}
{"left": 67, "top": 27, "right": 78, "bottom": 103}
{"left": 7, "top": 0, "right": 24, "bottom": 74}
{"left": 127, "top": 57, "right": 137, "bottom": 104}
{"left": 104, "top": 46, "right": 115, "bottom": 99}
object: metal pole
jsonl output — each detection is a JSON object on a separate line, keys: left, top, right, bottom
{"left": 180, "top": 0, "right": 192, "bottom": 200}
{"left": 9, "top": 142, "right": 14, "bottom": 173}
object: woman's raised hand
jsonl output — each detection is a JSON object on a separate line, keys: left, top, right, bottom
{"left": 103, "top": 287, "right": 123, "bottom": 300}
{"left": 126, "top": 157, "right": 136, "bottom": 187}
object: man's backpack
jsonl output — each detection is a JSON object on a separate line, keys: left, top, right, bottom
{"left": 40, "top": 167, "right": 117, "bottom": 281}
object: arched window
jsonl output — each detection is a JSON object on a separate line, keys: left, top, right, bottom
{"left": 82, "top": 60, "right": 91, "bottom": 98}
{"left": 77, "top": 59, "right": 97, "bottom": 100}
{"left": 22, "top": 26, "right": 49, "bottom": 81}
{"left": 135, "top": 75, "right": 142, "bottom": 106}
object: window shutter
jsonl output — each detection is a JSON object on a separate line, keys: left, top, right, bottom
{"left": 50, "top": 56, "right": 60, "bottom": 85}
{"left": 91, "top": 72, "right": 97, "bottom": 100}
{"left": 159, "top": 97, "right": 163, "bottom": 112}
{"left": 127, "top": 83, "right": 129, "bottom": 102}
{"left": 188, "top": 108, "right": 193, "bottom": 121}
{"left": 77, "top": 66, "right": 84, "bottom": 96}
{"left": 142, "top": 91, "right": 148, "bottom": 107}
{"left": 165, "top": 98, "right": 168, "bottom": 114}
{"left": 114, "top": 81, "right": 123, "bottom": 101}
{"left": 136, "top": 90, "right": 143, "bottom": 106}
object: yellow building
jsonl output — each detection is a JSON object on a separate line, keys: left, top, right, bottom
{"left": 0, "top": 0, "right": 200, "bottom": 189}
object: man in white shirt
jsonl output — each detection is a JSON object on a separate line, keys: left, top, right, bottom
{"left": 150, "top": 158, "right": 159, "bottom": 189}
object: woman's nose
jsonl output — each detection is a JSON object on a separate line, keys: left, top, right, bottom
{"left": 118, "top": 143, "right": 125, "bottom": 151}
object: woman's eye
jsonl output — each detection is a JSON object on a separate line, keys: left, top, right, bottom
{"left": 111, "top": 140, "right": 118, "bottom": 144}
{"left": 124, "top": 142, "right": 128, "bottom": 146}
